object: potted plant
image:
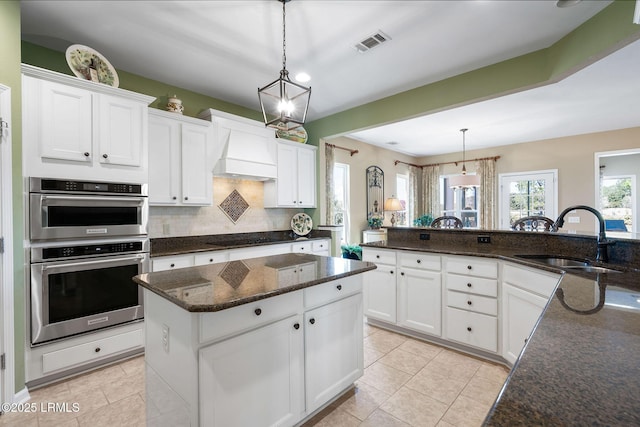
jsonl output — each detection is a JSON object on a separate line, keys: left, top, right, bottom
{"left": 367, "top": 216, "right": 383, "bottom": 229}
{"left": 341, "top": 244, "right": 362, "bottom": 260}
{"left": 413, "top": 214, "right": 434, "bottom": 227}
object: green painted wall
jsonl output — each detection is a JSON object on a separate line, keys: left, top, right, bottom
{"left": 21, "top": 42, "right": 263, "bottom": 121}
{"left": 0, "top": 0, "right": 25, "bottom": 394}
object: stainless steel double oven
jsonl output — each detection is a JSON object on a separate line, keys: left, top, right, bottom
{"left": 29, "top": 177, "right": 149, "bottom": 345}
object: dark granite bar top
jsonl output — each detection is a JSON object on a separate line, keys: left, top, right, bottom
{"left": 150, "top": 230, "right": 332, "bottom": 257}
{"left": 134, "top": 253, "right": 376, "bottom": 312}
{"left": 362, "top": 227, "right": 640, "bottom": 426}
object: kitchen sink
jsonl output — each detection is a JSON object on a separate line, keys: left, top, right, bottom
{"left": 515, "top": 255, "right": 623, "bottom": 274}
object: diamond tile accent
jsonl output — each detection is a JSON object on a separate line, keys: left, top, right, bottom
{"left": 219, "top": 189, "right": 249, "bottom": 223}
{"left": 219, "top": 261, "right": 250, "bottom": 289}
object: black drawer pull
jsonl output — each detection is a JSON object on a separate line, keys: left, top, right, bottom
{"left": 102, "top": 153, "right": 108, "bottom": 159}
{"left": 254, "top": 308, "right": 262, "bottom": 316}
{"left": 293, "top": 323, "right": 300, "bottom": 330}
{"left": 336, "top": 284, "right": 342, "bottom": 290}
{"left": 467, "top": 283, "right": 472, "bottom": 288}
{"left": 400, "top": 272, "right": 405, "bottom": 276}
{"left": 376, "top": 255, "right": 380, "bottom": 259}
{"left": 309, "top": 318, "right": 315, "bottom": 325}
{"left": 417, "top": 259, "right": 421, "bottom": 264}
{"left": 390, "top": 270, "right": 394, "bottom": 274}
{"left": 467, "top": 327, "right": 472, "bottom": 332}
{"left": 467, "top": 300, "right": 472, "bottom": 306}
{"left": 83, "top": 152, "right": 90, "bottom": 157}
{"left": 170, "top": 263, "right": 175, "bottom": 268}
{"left": 95, "top": 347, "right": 101, "bottom": 353}
{"left": 209, "top": 258, "right": 214, "bottom": 262}
{"left": 467, "top": 265, "right": 473, "bottom": 270}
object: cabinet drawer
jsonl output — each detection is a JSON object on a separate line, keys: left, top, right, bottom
{"left": 304, "top": 276, "right": 362, "bottom": 309}
{"left": 399, "top": 252, "right": 440, "bottom": 271}
{"left": 42, "top": 329, "right": 143, "bottom": 374}
{"left": 446, "top": 290, "right": 497, "bottom": 316}
{"left": 194, "top": 251, "right": 229, "bottom": 266}
{"left": 503, "top": 263, "right": 560, "bottom": 298}
{"left": 292, "top": 242, "right": 312, "bottom": 253}
{"left": 312, "top": 240, "right": 329, "bottom": 253}
{"left": 362, "top": 249, "right": 396, "bottom": 265}
{"left": 153, "top": 255, "right": 195, "bottom": 272}
{"left": 199, "top": 291, "right": 303, "bottom": 344}
{"left": 446, "top": 274, "right": 497, "bottom": 297}
{"left": 446, "top": 257, "right": 498, "bottom": 279}
{"left": 445, "top": 307, "right": 497, "bottom": 353}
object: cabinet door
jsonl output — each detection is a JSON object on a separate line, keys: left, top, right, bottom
{"left": 199, "top": 315, "right": 304, "bottom": 427}
{"left": 275, "top": 143, "right": 298, "bottom": 207}
{"left": 502, "top": 283, "right": 548, "bottom": 364}
{"left": 181, "top": 123, "right": 212, "bottom": 205}
{"left": 296, "top": 146, "right": 316, "bottom": 207}
{"left": 40, "top": 80, "right": 93, "bottom": 162}
{"left": 398, "top": 268, "right": 441, "bottom": 336}
{"left": 305, "top": 294, "right": 363, "bottom": 414}
{"left": 363, "top": 264, "right": 397, "bottom": 323}
{"left": 97, "top": 94, "right": 145, "bottom": 167}
{"left": 148, "top": 116, "right": 180, "bottom": 205}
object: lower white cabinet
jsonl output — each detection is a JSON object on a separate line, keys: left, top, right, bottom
{"left": 362, "top": 263, "right": 397, "bottom": 322}
{"left": 445, "top": 307, "right": 498, "bottom": 353}
{"left": 199, "top": 314, "right": 304, "bottom": 427}
{"left": 304, "top": 294, "right": 363, "bottom": 414}
{"left": 397, "top": 268, "right": 441, "bottom": 336}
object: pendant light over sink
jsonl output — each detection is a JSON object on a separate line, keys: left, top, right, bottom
{"left": 258, "top": 0, "right": 311, "bottom": 131}
{"left": 449, "top": 128, "right": 481, "bottom": 189}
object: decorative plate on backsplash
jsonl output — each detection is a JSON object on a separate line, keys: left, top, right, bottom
{"left": 291, "top": 213, "right": 312, "bottom": 236}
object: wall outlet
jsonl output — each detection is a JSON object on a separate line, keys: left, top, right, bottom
{"left": 419, "top": 233, "right": 430, "bottom": 240}
{"left": 162, "top": 324, "right": 170, "bottom": 353}
{"left": 477, "top": 236, "right": 491, "bottom": 244}
{"left": 568, "top": 216, "right": 580, "bottom": 223}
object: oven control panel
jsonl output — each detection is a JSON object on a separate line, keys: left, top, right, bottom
{"left": 31, "top": 240, "right": 149, "bottom": 262}
{"left": 30, "top": 177, "right": 146, "bottom": 196}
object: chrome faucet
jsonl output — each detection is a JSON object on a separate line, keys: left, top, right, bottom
{"left": 554, "top": 205, "right": 613, "bottom": 263}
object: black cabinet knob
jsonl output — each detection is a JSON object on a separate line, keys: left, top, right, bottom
{"left": 467, "top": 283, "right": 472, "bottom": 288}
{"left": 172, "top": 196, "right": 177, "bottom": 200}
{"left": 467, "top": 265, "right": 473, "bottom": 270}
{"left": 336, "top": 284, "right": 342, "bottom": 290}
{"left": 417, "top": 259, "right": 421, "bottom": 264}
{"left": 170, "top": 263, "right": 175, "bottom": 268}
{"left": 400, "top": 272, "right": 405, "bottom": 276}
{"left": 293, "top": 323, "right": 300, "bottom": 330}
{"left": 376, "top": 255, "right": 380, "bottom": 259}
{"left": 309, "top": 318, "right": 315, "bottom": 325}
{"left": 184, "top": 196, "right": 189, "bottom": 200}
{"left": 209, "top": 259, "right": 213, "bottom": 263}
{"left": 102, "top": 153, "right": 108, "bottom": 159}
{"left": 95, "top": 347, "right": 101, "bottom": 353}
{"left": 84, "top": 152, "right": 90, "bottom": 157}
{"left": 254, "top": 308, "right": 262, "bottom": 316}
{"left": 390, "top": 270, "right": 394, "bottom": 274}
{"left": 467, "top": 300, "right": 472, "bottom": 306}
{"left": 467, "top": 327, "right": 472, "bottom": 332}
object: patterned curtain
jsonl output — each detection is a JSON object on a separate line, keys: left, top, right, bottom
{"left": 325, "top": 144, "right": 335, "bottom": 224}
{"left": 422, "top": 165, "right": 441, "bottom": 218}
{"left": 407, "top": 165, "right": 421, "bottom": 225}
{"left": 478, "top": 159, "right": 496, "bottom": 229}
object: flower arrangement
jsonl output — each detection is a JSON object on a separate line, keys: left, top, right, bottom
{"left": 367, "top": 216, "right": 383, "bottom": 229}
{"left": 341, "top": 244, "right": 362, "bottom": 260}
{"left": 413, "top": 214, "right": 434, "bottom": 227}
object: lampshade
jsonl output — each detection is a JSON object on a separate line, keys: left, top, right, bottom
{"left": 384, "top": 196, "right": 403, "bottom": 212}
{"left": 450, "top": 128, "right": 480, "bottom": 189}
{"left": 258, "top": 0, "right": 311, "bottom": 131}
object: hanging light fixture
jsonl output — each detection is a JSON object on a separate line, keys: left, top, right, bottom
{"left": 449, "top": 128, "right": 481, "bottom": 189}
{"left": 258, "top": 0, "right": 311, "bottom": 131}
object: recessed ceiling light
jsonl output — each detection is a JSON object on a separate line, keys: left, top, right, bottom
{"left": 295, "top": 72, "right": 311, "bottom": 83}
{"left": 556, "top": 0, "right": 582, "bottom": 8}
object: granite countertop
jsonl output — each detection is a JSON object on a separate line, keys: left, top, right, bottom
{"left": 134, "top": 253, "right": 376, "bottom": 312}
{"left": 361, "top": 234, "right": 640, "bottom": 426}
{"left": 150, "top": 230, "right": 331, "bottom": 257}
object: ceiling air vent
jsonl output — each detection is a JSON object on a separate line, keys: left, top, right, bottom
{"left": 355, "top": 31, "right": 391, "bottom": 53}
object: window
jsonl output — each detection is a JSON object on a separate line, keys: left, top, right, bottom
{"left": 498, "top": 170, "right": 557, "bottom": 229}
{"left": 441, "top": 176, "right": 479, "bottom": 228}
{"left": 396, "top": 174, "right": 409, "bottom": 226}
{"left": 601, "top": 175, "right": 635, "bottom": 236}
{"left": 332, "top": 163, "right": 350, "bottom": 244}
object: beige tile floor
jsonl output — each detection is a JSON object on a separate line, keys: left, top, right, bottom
{"left": 0, "top": 323, "right": 509, "bottom": 427}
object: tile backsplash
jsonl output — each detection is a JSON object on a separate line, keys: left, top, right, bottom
{"left": 149, "top": 178, "right": 299, "bottom": 238}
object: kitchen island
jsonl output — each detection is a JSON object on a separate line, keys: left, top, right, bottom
{"left": 133, "top": 253, "right": 376, "bottom": 427}
{"left": 361, "top": 227, "right": 640, "bottom": 426}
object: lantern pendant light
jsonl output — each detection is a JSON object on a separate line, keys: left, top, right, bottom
{"left": 258, "top": 0, "right": 311, "bottom": 131}
{"left": 449, "top": 128, "right": 481, "bottom": 189}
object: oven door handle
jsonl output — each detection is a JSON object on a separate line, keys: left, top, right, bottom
{"left": 40, "top": 254, "right": 148, "bottom": 271}
{"left": 40, "top": 195, "right": 146, "bottom": 206}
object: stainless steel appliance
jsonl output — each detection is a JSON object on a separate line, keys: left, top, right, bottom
{"left": 30, "top": 237, "right": 149, "bottom": 345}
{"left": 29, "top": 177, "right": 148, "bottom": 241}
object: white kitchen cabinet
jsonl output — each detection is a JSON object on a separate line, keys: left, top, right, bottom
{"left": 398, "top": 267, "right": 442, "bottom": 336}
{"left": 264, "top": 140, "right": 317, "bottom": 208}
{"left": 152, "top": 254, "right": 195, "bottom": 272}
{"left": 312, "top": 239, "right": 330, "bottom": 256}
{"left": 193, "top": 250, "right": 229, "bottom": 266}
{"left": 501, "top": 263, "right": 560, "bottom": 364}
{"left": 199, "top": 314, "right": 304, "bottom": 427}
{"left": 304, "top": 293, "right": 363, "bottom": 414}
{"left": 361, "top": 248, "right": 397, "bottom": 323}
{"left": 22, "top": 65, "right": 154, "bottom": 182}
{"left": 148, "top": 109, "right": 213, "bottom": 206}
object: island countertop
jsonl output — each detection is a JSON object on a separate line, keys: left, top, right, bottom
{"left": 133, "top": 253, "right": 376, "bottom": 312}
{"left": 361, "top": 227, "right": 640, "bottom": 426}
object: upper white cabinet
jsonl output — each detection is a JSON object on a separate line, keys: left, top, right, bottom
{"left": 22, "top": 64, "right": 155, "bottom": 183}
{"left": 148, "top": 109, "right": 213, "bottom": 206}
{"left": 264, "top": 140, "right": 317, "bottom": 208}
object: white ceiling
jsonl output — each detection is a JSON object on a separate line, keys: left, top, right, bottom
{"left": 21, "top": 0, "right": 640, "bottom": 156}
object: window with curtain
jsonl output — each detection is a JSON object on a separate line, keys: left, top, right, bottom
{"left": 396, "top": 173, "right": 409, "bottom": 226}
{"left": 332, "top": 162, "right": 350, "bottom": 244}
